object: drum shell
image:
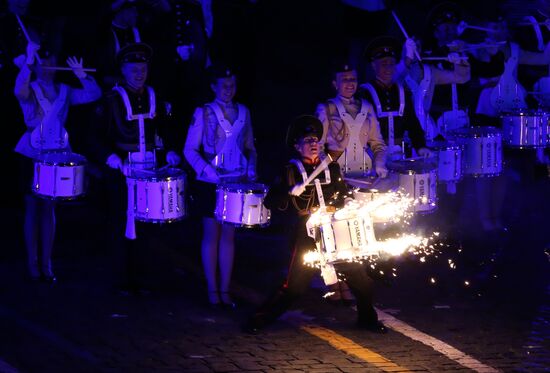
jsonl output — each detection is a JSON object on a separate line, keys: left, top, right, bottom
{"left": 127, "top": 169, "right": 187, "bottom": 223}
{"left": 450, "top": 127, "right": 502, "bottom": 177}
{"left": 317, "top": 214, "right": 377, "bottom": 264}
{"left": 388, "top": 159, "right": 437, "bottom": 213}
{"left": 500, "top": 111, "right": 550, "bottom": 148}
{"left": 32, "top": 152, "right": 87, "bottom": 199}
{"left": 215, "top": 183, "right": 270, "bottom": 227}
{"left": 427, "top": 141, "right": 462, "bottom": 183}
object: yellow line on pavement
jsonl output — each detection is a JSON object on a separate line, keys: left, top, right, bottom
{"left": 301, "top": 325, "right": 412, "bottom": 372}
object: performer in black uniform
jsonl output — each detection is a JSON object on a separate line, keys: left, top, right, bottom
{"left": 244, "top": 115, "right": 386, "bottom": 334}
{"left": 90, "top": 43, "right": 181, "bottom": 294}
{"left": 360, "top": 36, "right": 431, "bottom": 160}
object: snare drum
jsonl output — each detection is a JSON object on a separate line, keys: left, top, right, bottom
{"left": 500, "top": 110, "right": 550, "bottom": 148}
{"left": 215, "top": 183, "right": 270, "bottom": 227}
{"left": 450, "top": 126, "right": 502, "bottom": 177}
{"left": 314, "top": 210, "right": 377, "bottom": 264}
{"left": 127, "top": 168, "right": 187, "bottom": 223}
{"left": 427, "top": 140, "right": 462, "bottom": 183}
{"left": 388, "top": 158, "right": 437, "bottom": 214}
{"left": 347, "top": 174, "right": 399, "bottom": 223}
{"left": 33, "top": 152, "right": 87, "bottom": 199}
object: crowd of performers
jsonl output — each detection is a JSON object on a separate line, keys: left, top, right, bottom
{"left": 8, "top": 0, "right": 550, "bottom": 334}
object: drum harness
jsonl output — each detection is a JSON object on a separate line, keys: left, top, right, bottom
{"left": 205, "top": 102, "right": 247, "bottom": 176}
{"left": 29, "top": 82, "right": 70, "bottom": 151}
{"left": 113, "top": 85, "right": 156, "bottom": 239}
{"left": 361, "top": 82, "right": 404, "bottom": 156}
{"left": 327, "top": 97, "right": 372, "bottom": 173}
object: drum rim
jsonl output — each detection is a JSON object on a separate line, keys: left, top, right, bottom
{"left": 449, "top": 126, "right": 502, "bottom": 138}
{"left": 217, "top": 183, "right": 268, "bottom": 194}
{"left": 128, "top": 168, "right": 187, "bottom": 181}
{"left": 133, "top": 214, "right": 186, "bottom": 223}
{"left": 35, "top": 151, "right": 88, "bottom": 166}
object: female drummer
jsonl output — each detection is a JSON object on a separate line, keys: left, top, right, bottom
{"left": 14, "top": 41, "right": 101, "bottom": 282}
{"left": 183, "top": 64, "right": 257, "bottom": 307}
{"left": 243, "top": 115, "right": 386, "bottom": 334}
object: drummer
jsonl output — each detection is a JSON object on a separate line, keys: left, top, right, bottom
{"left": 316, "top": 61, "right": 388, "bottom": 178}
{"left": 243, "top": 115, "right": 386, "bottom": 334}
{"left": 183, "top": 63, "right": 257, "bottom": 308}
{"left": 14, "top": 40, "right": 101, "bottom": 283}
{"left": 359, "top": 36, "right": 432, "bottom": 161}
{"left": 90, "top": 42, "right": 181, "bottom": 294}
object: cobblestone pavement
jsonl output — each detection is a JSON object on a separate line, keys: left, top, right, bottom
{"left": 0, "top": 169, "right": 549, "bottom": 373}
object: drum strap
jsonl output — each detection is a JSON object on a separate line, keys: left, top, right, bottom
{"left": 113, "top": 85, "right": 156, "bottom": 121}
{"left": 206, "top": 102, "right": 246, "bottom": 172}
{"left": 361, "top": 82, "right": 404, "bottom": 147}
{"left": 114, "top": 85, "right": 156, "bottom": 165}
{"left": 329, "top": 97, "right": 370, "bottom": 173}
{"left": 125, "top": 178, "right": 137, "bottom": 240}
{"left": 30, "top": 82, "right": 69, "bottom": 149}
{"left": 290, "top": 159, "right": 331, "bottom": 185}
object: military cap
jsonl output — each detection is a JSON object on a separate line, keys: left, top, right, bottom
{"left": 116, "top": 42, "right": 153, "bottom": 65}
{"left": 364, "top": 36, "right": 400, "bottom": 62}
{"left": 286, "top": 115, "right": 324, "bottom": 147}
{"left": 207, "top": 63, "right": 236, "bottom": 84}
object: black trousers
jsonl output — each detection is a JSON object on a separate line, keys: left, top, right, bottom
{"left": 102, "top": 167, "right": 158, "bottom": 289}
{"left": 252, "top": 219, "right": 378, "bottom": 326}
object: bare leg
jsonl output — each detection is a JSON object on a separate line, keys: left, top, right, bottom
{"left": 219, "top": 224, "right": 235, "bottom": 304}
{"left": 202, "top": 217, "right": 221, "bottom": 304}
{"left": 40, "top": 199, "right": 56, "bottom": 278}
{"left": 24, "top": 195, "right": 40, "bottom": 278}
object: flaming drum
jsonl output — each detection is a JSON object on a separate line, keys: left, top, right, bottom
{"left": 309, "top": 208, "right": 378, "bottom": 264}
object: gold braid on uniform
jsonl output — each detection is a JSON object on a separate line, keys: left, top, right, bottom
{"left": 291, "top": 187, "right": 316, "bottom": 213}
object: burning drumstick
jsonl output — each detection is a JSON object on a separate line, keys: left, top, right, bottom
{"left": 290, "top": 154, "right": 333, "bottom": 196}
{"left": 41, "top": 66, "right": 97, "bottom": 72}
{"left": 391, "top": 11, "right": 422, "bottom": 62}
{"left": 15, "top": 14, "right": 41, "bottom": 64}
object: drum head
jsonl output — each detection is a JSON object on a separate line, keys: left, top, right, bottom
{"left": 130, "top": 167, "right": 186, "bottom": 181}
{"left": 346, "top": 174, "right": 398, "bottom": 193}
{"left": 449, "top": 126, "right": 501, "bottom": 138}
{"left": 387, "top": 158, "right": 436, "bottom": 174}
{"left": 499, "top": 109, "right": 547, "bottom": 117}
{"left": 218, "top": 183, "right": 268, "bottom": 194}
{"left": 427, "top": 140, "right": 462, "bottom": 151}
{"left": 35, "top": 151, "right": 87, "bottom": 165}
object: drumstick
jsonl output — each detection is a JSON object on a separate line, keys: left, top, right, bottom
{"left": 302, "top": 154, "right": 333, "bottom": 186}
{"left": 391, "top": 11, "right": 422, "bottom": 62}
{"left": 16, "top": 14, "right": 41, "bottom": 64}
{"left": 343, "top": 177, "right": 374, "bottom": 188}
{"left": 41, "top": 66, "right": 97, "bottom": 72}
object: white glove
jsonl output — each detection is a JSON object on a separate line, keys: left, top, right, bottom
{"left": 26, "top": 42, "right": 40, "bottom": 65}
{"left": 290, "top": 183, "right": 306, "bottom": 196}
{"left": 66, "top": 56, "right": 87, "bottom": 79}
{"left": 106, "top": 153, "right": 123, "bottom": 170}
{"left": 13, "top": 54, "right": 26, "bottom": 69}
{"left": 176, "top": 45, "right": 193, "bottom": 61}
{"left": 202, "top": 164, "right": 220, "bottom": 183}
{"left": 405, "top": 38, "right": 417, "bottom": 60}
{"left": 166, "top": 151, "right": 181, "bottom": 166}
{"left": 375, "top": 164, "right": 388, "bottom": 178}
{"left": 417, "top": 147, "right": 433, "bottom": 158}
{"left": 447, "top": 52, "right": 463, "bottom": 64}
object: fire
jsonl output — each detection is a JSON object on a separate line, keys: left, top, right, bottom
{"left": 304, "top": 190, "right": 440, "bottom": 284}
